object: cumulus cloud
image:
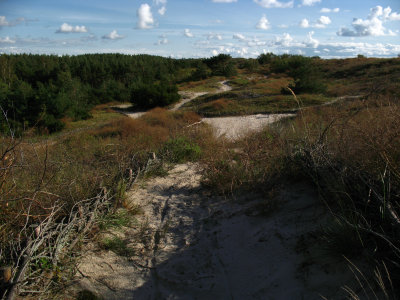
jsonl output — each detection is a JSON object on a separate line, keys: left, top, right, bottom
{"left": 256, "top": 15, "right": 270, "bottom": 30}
{"left": 337, "top": 6, "right": 399, "bottom": 37}
{"left": 0, "top": 36, "right": 16, "bottom": 44}
{"left": 233, "top": 33, "right": 246, "bottom": 40}
{"left": 154, "top": 0, "right": 167, "bottom": 15}
{"left": 212, "top": 0, "right": 237, "bottom": 2}
{"left": 275, "top": 33, "right": 293, "bottom": 47}
{"left": 207, "top": 33, "right": 223, "bottom": 40}
{"left": 137, "top": 4, "right": 155, "bottom": 29}
{"left": 0, "top": 16, "right": 28, "bottom": 28}
{"left": 305, "top": 31, "right": 319, "bottom": 48}
{"left": 247, "top": 38, "right": 267, "bottom": 47}
{"left": 300, "top": 18, "right": 309, "bottom": 28}
{"left": 254, "top": 0, "right": 293, "bottom": 9}
{"left": 320, "top": 8, "right": 339, "bottom": 13}
{"left": 154, "top": 0, "right": 167, "bottom": 5}
{"left": 301, "top": 0, "right": 321, "bottom": 6}
{"left": 382, "top": 6, "right": 400, "bottom": 21}
{"left": 56, "top": 23, "right": 87, "bottom": 33}
{"left": 300, "top": 16, "right": 330, "bottom": 28}
{"left": 315, "top": 15, "right": 331, "bottom": 28}
{"left": 0, "top": 16, "right": 9, "bottom": 27}
{"left": 158, "top": 7, "right": 166, "bottom": 15}
{"left": 184, "top": 29, "right": 194, "bottom": 37}
{"left": 155, "top": 38, "right": 168, "bottom": 45}
{"left": 102, "top": 30, "right": 124, "bottom": 40}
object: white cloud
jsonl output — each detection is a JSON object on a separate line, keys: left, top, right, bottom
{"left": 154, "top": 0, "right": 167, "bottom": 15}
{"left": 233, "top": 33, "right": 246, "bottom": 40}
{"left": 102, "top": 30, "right": 124, "bottom": 40}
{"left": 300, "top": 18, "right": 309, "bottom": 28}
{"left": 184, "top": 29, "right": 194, "bottom": 38}
{"left": 337, "top": 6, "right": 399, "bottom": 37}
{"left": 137, "top": 4, "right": 154, "bottom": 29}
{"left": 0, "top": 16, "right": 27, "bottom": 27}
{"left": 0, "top": 16, "right": 9, "bottom": 26}
{"left": 275, "top": 33, "right": 293, "bottom": 47}
{"left": 256, "top": 15, "right": 270, "bottom": 30}
{"left": 56, "top": 23, "right": 87, "bottom": 33}
{"left": 207, "top": 33, "right": 223, "bottom": 40}
{"left": 254, "top": 0, "right": 293, "bottom": 9}
{"left": 247, "top": 38, "right": 267, "bottom": 47}
{"left": 155, "top": 38, "right": 168, "bottom": 45}
{"left": 212, "top": 0, "right": 237, "bottom": 2}
{"left": 0, "top": 36, "right": 16, "bottom": 44}
{"left": 305, "top": 31, "right": 319, "bottom": 48}
{"left": 315, "top": 15, "right": 331, "bottom": 28}
{"left": 320, "top": 8, "right": 339, "bottom": 13}
{"left": 301, "top": 0, "right": 321, "bottom": 7}
{"left": 382, "top": 6, "right": 400, "bottom": 21}
{"left": 158, "top": 7, "right": 167, "bottom": 15}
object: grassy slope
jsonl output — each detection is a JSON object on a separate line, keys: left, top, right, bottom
{"left": 181, "top": 71, "right": 333, "bottom": 117}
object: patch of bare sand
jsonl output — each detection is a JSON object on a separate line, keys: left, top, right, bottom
{"left": 66, "top": 163, "right": 365, "bottom": 299}
{"left": 203, "top": 113, "right": 295, "bottom": 140}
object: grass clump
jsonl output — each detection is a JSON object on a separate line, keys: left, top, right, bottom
{"left": 98, "top": 210, "right": 132, "bottom": 231}
{"left": 161, "top": 136, "right": 202, "bottom": 163}
{"left": 101, "top": 236, "right": 134, "bottom": 257}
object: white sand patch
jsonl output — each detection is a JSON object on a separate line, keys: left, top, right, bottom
{"left": 203, "top": 113, "right": 295, "bottom": 140}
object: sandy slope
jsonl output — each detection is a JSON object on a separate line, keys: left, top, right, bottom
{"left": 203, "top": 114, "right": 295, "bottom": 140}
{"left": 68, "top": 163, "right": 364, "bottom": 299}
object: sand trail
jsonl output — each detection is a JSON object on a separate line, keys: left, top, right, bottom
{"left": 70, "top": 163, "right": 363, "bottom": 299}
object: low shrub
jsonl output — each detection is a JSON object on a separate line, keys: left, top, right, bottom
{"left": 161, "top": 136, "right": 201, "bottom": 163}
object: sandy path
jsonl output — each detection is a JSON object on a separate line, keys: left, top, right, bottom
{"left": 69, "top": 163, "right": 364, "bottom": 299}
{"left": 172, "top": 92, "right": 208, "bottom": 111}
{"left": 120, "top": 81, "right": 231, "bottom": 117}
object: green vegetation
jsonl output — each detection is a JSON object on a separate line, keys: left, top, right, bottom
{"left": 101, "top": 236, "right": 134, "bottom": 257}
{"left": 0, "top": 54, "right": 193, "bottom": 134}
{"left": 0, "top": 107, "right": 214, "bottom": 297}
{"left": 1, "top": 53, "right": 400, "bottom": 298}
{"left": 161, "top": 136, "right": 202, "bottom": 163}
{"left": 201, "top": 94, "right": 400, "bottom": 295}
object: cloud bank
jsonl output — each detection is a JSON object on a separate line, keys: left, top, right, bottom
{"left": 56, "top": 23, "right": 87, "bottom": 33}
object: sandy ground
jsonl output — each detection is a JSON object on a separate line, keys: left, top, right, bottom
{"left": 203, "top": 114, "right": 295, "bottom": 140}
{"left": 67, "top": 163, "right": 365, "bottom": 299}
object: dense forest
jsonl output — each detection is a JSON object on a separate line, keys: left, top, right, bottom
{"left": 0, "top": 54, "right": 194, "bottom": 133}
{"left": 0, "top": 53, "right": 245, "bottom": 133}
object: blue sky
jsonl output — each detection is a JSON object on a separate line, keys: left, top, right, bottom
{"left": 0, "top": 0, "right": 399, "bottom": 58}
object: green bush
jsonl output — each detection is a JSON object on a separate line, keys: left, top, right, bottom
{"left": 270, "top": 55, "right": 326, "bottom": 94}
{"left": 161, "top": 136, "right": 201, "bottom": 163}
{"left": 130, "top": 82, "right": 180, "bottom": 109}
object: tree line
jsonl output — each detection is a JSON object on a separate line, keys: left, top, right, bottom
{"left": 0, "top": 54, "right": 197, "bottom": 133}
{"left": 0, "top": 52, "right": 329, "bottom": 134}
